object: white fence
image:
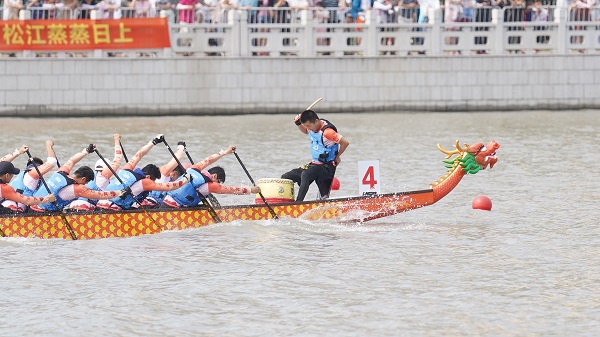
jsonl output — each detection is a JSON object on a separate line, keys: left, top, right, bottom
{"left": 3, "top": 6, "right": 600, "bottom": 57}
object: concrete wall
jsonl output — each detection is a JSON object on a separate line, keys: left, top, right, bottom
{"left": 1, "top": 55, "right": 599, "bottom": 117}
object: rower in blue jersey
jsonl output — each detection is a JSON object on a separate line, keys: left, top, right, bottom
{"left": 140, "top": 142, "right": 187, "bottom": 208}
{"left": 1, "top": 140, "right": 58, "bottom": 212}
{"left": 66, "top": 134, "right": 124, "bottom": 211}
{"left": 30, "top": 145, "right": 125, "bottom": 212}
{"left": 95, "top": 134, "right": 189, "bottom": 211}
{"left": 162, "top": 145, "right": 260, "bottom": 208}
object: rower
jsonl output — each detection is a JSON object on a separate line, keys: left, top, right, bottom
{"left": 139, "top": 142, "right": 187, "bottom": 208}
{"left": 30, "top": 145, "right": 126, "bottom": 212}
{"left": 162, "top": 145, "right": 260, "bottom": 208}
{"left": 95, "top": 135, "right": 190, "bottom": 211}
{"left": 1, "top": 140, "right": 58, "bottom": 212}
{"left": 0, "top": 161, "right": 56, "bottom": 214}
{"left": 66, "top": 134, "right": 124, "bottom": 211}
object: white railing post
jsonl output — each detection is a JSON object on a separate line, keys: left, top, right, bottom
{"left": 159, "top": 10, "right": 173, "bottom": 57}
{"left": 365, "top": 10, "right": 377, "bottom": 57}
{"left": 554, "top": 0, "right": 568, "bottom": 54}
{"left": 301, "top": 9, "right": 314, "bottom": 57}
{"left": 239, "top": 10, "right": 249, "bottom": 57}
{"left": 430, "top": 8, "right": 442, "bottom": 56}
{"left": 19, "top": 10, "right": 32, "bottom": 58}
{"left": 90, "top": 10, "right": 103, "bottom": 57}
{"left": 159, "top": 9, "right": 175, "bottom": 24}
{"left": 231, "top": 9, "right": 242, "bottom": 57}
{"left": 492, "top": 8, "right": 504, "bottom": 55}
{"left": 19, "top": 9, "right": 31, "bottom": 20}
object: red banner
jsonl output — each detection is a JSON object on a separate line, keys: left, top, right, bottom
{"left": 0, "top": 18, "right": 171, "bottom": 51}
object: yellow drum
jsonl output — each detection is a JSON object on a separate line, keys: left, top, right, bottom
{"left": 255, "top": 178, "right": 295, "bottom": 204}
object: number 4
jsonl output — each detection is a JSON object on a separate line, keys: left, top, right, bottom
{"left": 362, "top": 166, "right": 377, "bottom": 189}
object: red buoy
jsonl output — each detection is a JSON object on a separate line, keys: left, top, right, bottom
{"left": 331, "top": 177, "right": 340, "bottom": 190}
{"left": 472, "top": 195, "right": 492, "bottom": 211}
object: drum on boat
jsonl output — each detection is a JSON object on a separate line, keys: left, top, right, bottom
{"left": 255, "top": 178, "right": 294, "bottom": 204}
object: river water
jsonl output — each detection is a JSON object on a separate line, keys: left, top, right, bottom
{"left": 0, "top": 111, "right": 598, "bottom": 336}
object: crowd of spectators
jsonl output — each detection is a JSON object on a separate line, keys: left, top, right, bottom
{"left": 2, "top": 0, "right": 598, "bottom": 24}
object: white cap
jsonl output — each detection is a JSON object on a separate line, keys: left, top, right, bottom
{"left": 95, "top": 159, "right": 107, "bottom": 171}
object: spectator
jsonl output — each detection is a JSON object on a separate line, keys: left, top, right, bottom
{"left": 218, "top": 0, "right": 238, "bottom": 23}
{"left": 474, "top": 0, "right": 492, "bottom": 53}
{"left": 239, "top": 0, "right": 259, "bottom": 23}
{"left": 417, "top": 0, "right": 439, "bottom": 24}
{"left": 131, "top": 0, "right": 152, "bottom": 17}
{"left": 42, "top": 0, "right": 66, "bottom": 19}
{"left": 273, "top": 0, "right": 290, "bottom": 24}
{"left": 444, "top": 0, "right": 465, "bottom": 53}
{"left": 569, "top": 0, "right": 595, "bottom": 49}
{"left": 254, "top": 0, "right": 275, "bottom": 55}
{"left": 504, "top": 0, "right": 526, "bottom": 53}
{"left": 372, "top": 0, "right": 393, "bottom": 24}
{"left": 80, "top": 0, "right": 100, "bottom": 18}
{"left": 26, "top": 0, "right": 45, "bottom": 19}
{"left": 528, "top": 0, "right": 549, "bottom": 50}
{"left": 3, "top": 0, "right": 24, "bottom": 20}
{"left": 321, "top": 0, "right": 345, "bottom": 23}
{"left": 157, "top": 0, "right": 179, "bottom": 21}
{"left": 99, "top": 0, "right": 123, "bottom": 18}
{"left": 62, "top": 0, "right": 78, "bottom": 18}
{"left": 415, "top": 0, "right": 439, "bottom": 52}
{"left": 314, "top": 1, "right": 331, "bottom": 48}
{"left": 176, "top": 0, "right": 201, "bottom": 23}
{"left": 462, "top": 0, "right": 474, "bottom": 22}
{"left": 396, "top": 0, "right": 418, "bottom": 24}
{"left": 288, "top": 0, "right": 310, "bottom": 23}
{"left": 273, "top": 0, "right": 292, "bottom": 54}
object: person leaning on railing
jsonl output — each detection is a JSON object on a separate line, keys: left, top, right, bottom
{"left": 176, "top": 0, "right": 201, "bottom": 23}
{"left": 26, "top": 0, "right": 44, "bottom": 19}
{"left": 3, "top": 0, "right": 24, "bottom": 20}
{"left": 80, "top": 0, "right": 100, "bottom": 19}
{"left": 98, "top": 0, "right": 122, "bottom": 18}
{"left": 157, "top": 0, "right": 179, "bottom": 21}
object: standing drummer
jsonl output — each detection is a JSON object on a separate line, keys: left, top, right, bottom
{"left": 281, "top": 109, "right": 350, "bottom": 202}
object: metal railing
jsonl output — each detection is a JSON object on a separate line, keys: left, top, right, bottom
{"left": 3, "top": 5, "right": 600, "bottom": 57}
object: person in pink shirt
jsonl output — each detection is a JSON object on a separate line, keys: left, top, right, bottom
{"left": 177, "top": 0, "right": 201, "bottom": 23}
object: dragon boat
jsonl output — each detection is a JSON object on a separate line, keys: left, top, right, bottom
{"left": 0, "top": 140, "right": 499, "bottom": 240}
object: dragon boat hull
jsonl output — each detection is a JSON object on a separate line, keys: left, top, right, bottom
{"left": 0, "top": 190, "right": 435, "bottom": 240}
{"left": 0, "top": 140, "right": 499, "bottom": 240}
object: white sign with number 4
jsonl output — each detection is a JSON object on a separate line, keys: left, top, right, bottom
{"left": 358, "top": 160, "right": 381, "bottom": 196}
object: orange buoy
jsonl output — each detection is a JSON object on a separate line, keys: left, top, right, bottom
{"left": 331, "top": 177, "right": 340, "bottom": 190}
{"left": 472, "top": 195, "right": 492, "bottom": 211}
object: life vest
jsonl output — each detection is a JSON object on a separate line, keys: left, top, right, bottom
{"left": 33, "top": 171, "right": 74, "bottom": 211}
{"left": 166, "top": 168, "right": 211, "bottom": 207}
{"left": 309, "top": 119, "right": 339, "bottom": 163}
{"left": 9, "top": 170, "right": 39, "bottom": 196}
{"left": 104, "top": 169, "right": 147, "bottom": 209}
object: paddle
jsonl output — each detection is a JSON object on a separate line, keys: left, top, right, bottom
{"left": 182, "top": 145, "right": 221, "bottom": 208}
{"left": 25, "top": 150, "right": 77, "bottom": 240}
{"left": 120, "top": 141, "right": 129, "bottom": 163}
{"left": 233, "top": 151, "right": 278, "bottom": 220}
{"left": 161, "top": 137, "right": 222, "bottom": 223}
{"left": 51, "top": 146, "right": 61, "bottom": 168}
{"left": 306, "top": 97, "right": 323, "bottom": 110}
{"left": 94, "top": 149, "right": 161, "bottom": 229}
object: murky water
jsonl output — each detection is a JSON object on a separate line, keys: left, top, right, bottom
{"left": 1, "top": 111, "right": 599, "bottom": 336}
